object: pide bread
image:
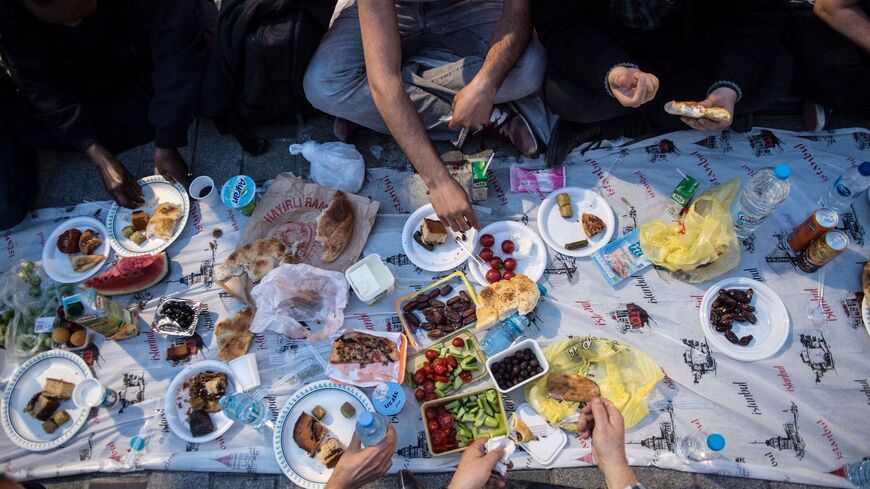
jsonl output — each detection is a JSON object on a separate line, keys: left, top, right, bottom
{"left": 664, "top": 100, "right": 732, "bottom": 123}
{"left": 214, "top": 308, "right": 254, "bottom": 361}
{"left": 315, "top": 191, "right": 354, "bottom": 263}
{"left": 475, "top": 274, "right": 541, "bottom": 331}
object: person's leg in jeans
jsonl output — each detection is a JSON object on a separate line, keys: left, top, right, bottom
{"left": 785, "top": 9, "right": 870, "bottom": 115}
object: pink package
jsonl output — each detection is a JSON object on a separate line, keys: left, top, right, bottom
{"left": 510, "top": 165, "right": 566, "bottom": 193}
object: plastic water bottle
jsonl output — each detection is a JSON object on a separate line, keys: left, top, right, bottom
{"left": 733, "top": 164, "right": 792, "bottom": 239}
{"left": 818, "top": 162, "right": 870, "bottom": 213}
{"left": 840, "top": 460, "right": 870, "bottom": 488}
{"left": 675, "top": 432, "right": 726, "bottom": 463}
{"left": 219, "top": 387, "right": 269, "bottom": 428}
{"left": 479, "top": 283, "right": 547, "bottom": 357}
{"left": 356, "top": 411, "right": 388, "bottom": 447}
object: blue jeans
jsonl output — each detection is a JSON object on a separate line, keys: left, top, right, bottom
{"left": 304, "top": 0, "right": 547, "bottom": 141}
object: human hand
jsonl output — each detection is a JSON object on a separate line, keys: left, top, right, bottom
{"left": 449, "top": 79, "right": 497, "bottom": 131}
{"left": 428, "top": 175, "right": 480, "bottom": 232}
{"left": 326, "top": 425, "right": 396, "bottom": 489}
{"left": 681, "top": 87, "right": 737, "bottom": 132}
{"left": 448, "top": 439, "right": 512, "bottom": 489}
{"left": 87, "top": 143, "right": 144, "bottom": 208}
{"left": 607, "top": 66, "right": 659, "bottom": 108}
{"left": 154, "top": 147, "right": 192, "bottom": 189}
{"left": 577, "top": 398, "right": 630, "bottom": 472}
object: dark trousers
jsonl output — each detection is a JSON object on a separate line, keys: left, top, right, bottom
{"left": 785, "top": 9, "right": 870, "bottom": 115}
{"left": 545, "top": 43, "right": 793, "bottom": 136}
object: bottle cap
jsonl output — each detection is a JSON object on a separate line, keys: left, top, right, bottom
{"left": 858, "top": 162, "right": 870, "bottom": 176}
{"left": 358, "top": 411, "right": 374, "bottom": 427}
{"left": 536, "top": 283, "right": 548, "bottom": 297}
{"left": 773, "top": 165, "right": 791, "bottom": 180}
{"left": 707, "top": 433, "right": 726, "bottom": 451}
{"left": 372, "top": 382, "right": 405, "bottom": 416}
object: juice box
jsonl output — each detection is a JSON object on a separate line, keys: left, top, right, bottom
{"left": 63, "top": 289, "right": 140, "bottom": 340}
{"left": 664, "top": 175, "right": 699, "bottom": 220}
{"left": 471, "top": 159, "right": 488, "bottom": 203}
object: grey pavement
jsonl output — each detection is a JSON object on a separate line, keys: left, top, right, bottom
{"left": 25, "top": 104, "right": 860, "bottom": 489}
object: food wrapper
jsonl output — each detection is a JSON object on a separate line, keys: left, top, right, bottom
{"left": 238, "top": 172, "right": 380, "bottom": 273}
{"left": 325, "top": 329, "right": 408, "bottom": 387}
{"left": 249, "top": 263, "right": 348, "bottom": 341}
{"left": 639, "top": 179, "right": 741, "bottom": 284}
{"left": 510, "top": 164, "right": 565, "bottom": 193}
{"left": 591, "top": 229, "right": 652, "bottom": 287}
{"left": 484, "top": 436, "right": 516, "bottom": 476}
{"left": 524, "top": 337, "right": 663, "bottom": 430}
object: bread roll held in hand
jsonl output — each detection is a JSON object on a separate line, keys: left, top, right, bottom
{"left": 664, "top": 101, "right": 732, "bottom": 123}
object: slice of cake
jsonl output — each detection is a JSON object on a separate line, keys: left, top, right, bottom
{"left": 293, "top": 412, "right": 326, "bottom": 457}
{"left": 316, "top": 436, "right": 345, "bottom": 469}
{"left": 25, "top": 392, "right": 59, "bottom": 421}
{"left": 421, "top": 218, "right": 448, "bottom": 245}
{"left": 42, "top": 410, "right": 70, "bottom": 434}
{"left": 43, "top": 378, "right": 75, "bottom": 400}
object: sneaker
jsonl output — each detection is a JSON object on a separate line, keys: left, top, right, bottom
{"left": 803, "top": 99, "right": 826, "bottom": 132}
{"left": 334, "top": 117, "right": 359, "bottom": 143}
{"left": 476, "top": 109, "right": 539, "bottom": 158}
{"left": 399, "top": 470, "right": 422, "bottom": 489}
{"left": 545, "top": 119, "right": 604, "bottom": 167}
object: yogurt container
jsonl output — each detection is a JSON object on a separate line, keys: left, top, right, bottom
{"left": 372, "top": 381, "right": 405, "bottom": 416}
{"left": 221, "top": 175, "right": 258, "bottom": 216}
{"left": 73, "top": 378, "right": 119, "bottom": 409}
{"left": 345, "top": 254, "right": 395, "bottom": 305}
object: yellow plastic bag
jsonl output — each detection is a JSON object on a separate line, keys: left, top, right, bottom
{"left": 524, "top": 337, "right": 663, "bottom": 430}
{"left": 639, "top": 179, "right": 741, "bottom": 284}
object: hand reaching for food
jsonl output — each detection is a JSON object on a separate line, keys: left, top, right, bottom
{"left": 87, "top": 143, "right": 144, "bottom": 208}
{"left": 429, "top": 176, "right": 480, "bottom": 233}
{"left": 448, "top": 438, "right": 511, "bottom": 489}
{"left": 607, "top": 66, "right": 660, "bottom": 108}
{"left": 154, "top": 147, "right": 192, "bottom": 190}
{"left": 326, "top": 425, "right": 396, "bottom": 489}
{"left": 676, "top": 87, "right": 737, "bottom": 132}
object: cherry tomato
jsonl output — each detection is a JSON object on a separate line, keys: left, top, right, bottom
{"left": 439, "top": 413, "right": 454, "bottom": 429}
{"left": 435, "top": 375, "right": 450, "bottom": 383}
{"left": 480, "top": 234, "right": 495, "bottom": 247}
{"left": 502, "top": 271, "right": 515, "bottom": 280}
{"left": 503, "top": 258, "right": 517, "bottom": 271}
{"left": 446, "top": 355, "right": 458, "bottom": 367}
{"left": 431, "top": 430, "right": 446, "bottom": 446}
{"left": 434, "top": 363, "right": 447, "bottom": 375}
{"left": 425, "top": 349, "right": 439, "bottom": 362}
{"left": 501, "top": 240, "right": 515, "bottom": 253}
{"left": 479, "top": 247, "right": 494, "bottom": 262}
{"left": 486, "top": 268, "right": 502, "bottom": 283}
{"left": 428, "top": 420, "right": 440, "bottom": 431}
{"left": 460, "top": 371, "right": 473, "bottom": 383}
{"left": 452, "top": 337, "right": 465, "bottom": 347}
{"left": 415, "top": 389, "right": 426, "bottom": 401}
{"left": 425, "top": 392, "right": 438, "bottom": 401}
{"left": 425, "top": 409, "right": 437, "bottom": 420}
{"left": 422, "top": 381, "right": 435, "bottom": 393}
{"left": 489, "top": 257, "right": 502, "bottom": 268}
{"left": 413, "top": 371, "right": 426, "bottom": 385}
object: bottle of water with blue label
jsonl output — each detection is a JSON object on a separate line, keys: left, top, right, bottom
{"left": 839, "top": 460, "right": 870, "bottom": 488}
{"left": 675, "top": 431, "right": 726, "bottom": 463}
{"left": 733, "top": 164, "right": 791, "bottom": 239}
{"left": 356, "top": 411, "right": 388, "bottom": 447}
{"left": 818, "top": 162, "right": 870, "bottom": 213}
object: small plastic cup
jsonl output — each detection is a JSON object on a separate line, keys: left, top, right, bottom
{"left": 189, "top": 176, "right": 222, "bottom": 207}
{"left": 73, "top": 378, "right": 119, "bottom": 409}
{"left": 221, "top": 175, "right": 258, "bottom": 216}
{"left": 228, "top": 353, "right": 261, "bottom": 392}
{"left": 345, "top": 254, "right": 396, "bottom": 305}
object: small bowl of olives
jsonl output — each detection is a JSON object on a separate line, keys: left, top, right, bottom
{"left": 152, "top": 297, "right": 202, "bottom": 336}
{"left": 485, "top": 339, "right": 549, "bottom": 394}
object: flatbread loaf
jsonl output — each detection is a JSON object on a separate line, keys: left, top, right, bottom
{"left": 547, "top": 373, "right": 600, "bottom": 402}
{"left": 330, "top": 331, "right": 399, "bottom": 366}
{"left": 70, "top": 254, "right": 105, "bottom": 272}
{"left": 145, "top": 203, "right": 183, "bottom": 240}
{"left": 476, "top": 274, "right": 541, "bottom": 331}
{"left": 581, "top": 213, "right": 606, "bottom": 238}
{"left": 215, "top": 238, "right": 295, "bottom": 303}
{"left": 664, "top": 100, "right": 732, "bottom": 123}
{"left": 215, "top": 308, "right": 254, "bottom": 361}
{"left": 316, "top": 191, "right": 354, "bottom": 263}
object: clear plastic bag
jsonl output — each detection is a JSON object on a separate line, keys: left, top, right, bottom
{"left": 639, "top": 179, "right": 741, "bottom": 284}
{"left": 289, "top": 140, "right": 365, "bottom": 193}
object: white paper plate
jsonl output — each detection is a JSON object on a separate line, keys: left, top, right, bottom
{"left": 537, "top": 187, "right": 615, "bottom": 258}
{"left": 862, "top": 296, "right": 869, "bottom": 338}
{"left": 699, "top": 278, "right": 790, "bottom": 362}
{"left": 1, "top": 350, "right": 93, "bottom": 451}
{"left": 468, "top": 221, "right": 547, "bottom": 285}
{"left": 42, "top": 217, "right": 111, "bottom": 284}
{"left": 515, "top": 403, "right": 567, "bottom": 466}
{"left": 274, "top": 380, "right": 373, "bottom": 489}
{"left": 164, "top": 360, "right": 241, "bottom": 443}
{"left": 106, "top": 175, "right": 190, "bottom": 257}
{"left": 401, "top": 204, "right": 477, "bottom": 272}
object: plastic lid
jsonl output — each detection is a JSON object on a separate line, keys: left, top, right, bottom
{"left": 773, "top": 165, "right": 791, "bottom": 180}
{"left": 858, "top": 162, "right": 870, "bottom": 176}
{"left": 537, "top": 283, "right": 548, "bottom": 297}
{"left": 358, "top": 411, "right": 374, "bottom": 427}
{"left": 706, "top": 433, "right": 726, "bottom": 451}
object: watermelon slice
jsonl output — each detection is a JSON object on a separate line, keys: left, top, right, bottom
{"left": 83, "top": 252, "right": 169, "bottom": 296}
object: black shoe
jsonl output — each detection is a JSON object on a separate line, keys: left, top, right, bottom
{"left": 399, "top": 470, "right": 422, "bottom": 489}
{"left": 213, "top": 115, "right": 269, "bottom": 156}
{"left": 545, "top": 119, "right": 604, "bottom": 167}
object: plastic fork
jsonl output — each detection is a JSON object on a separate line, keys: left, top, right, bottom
{"left": 454, "top": 235, "right": 487, "bottom": 267}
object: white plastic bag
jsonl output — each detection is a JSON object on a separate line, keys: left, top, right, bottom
{"left": 289, "top": 140, "right": 365, "bottom": 193}
{"left": 249, "top": 263, "right": 349, "bottom": 341}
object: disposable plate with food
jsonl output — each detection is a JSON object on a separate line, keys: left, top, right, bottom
{"left": 537, "top": 187, "right": 615, "bottom": 258}
{"left": 699, "top": 277, "right": 790, "bottom": 362}
{"left": 468, "top": 221, "right": 547, "bottom": 285}
{"left": 513, "top": 403, "right": 567, "bottom": 466}
{"left": 106, "top": 175, "right": 190, "bottom": 257}
{"left": 401, "top": 204, "right": 477, "bottom": 272}
{"left": 164, "top": 360, "right": 241, "bottom": 444}
{"left": 273, "top": 380, "right": 373, "bottom": 489}
{"left": 42, "top": 217, "right": 111, "bottom": 284}
{"left": 1, "top": 350, "right": 93, "bottom": 451}
{"left": 863, "top": 296, "right": 869, "bottom": 338}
